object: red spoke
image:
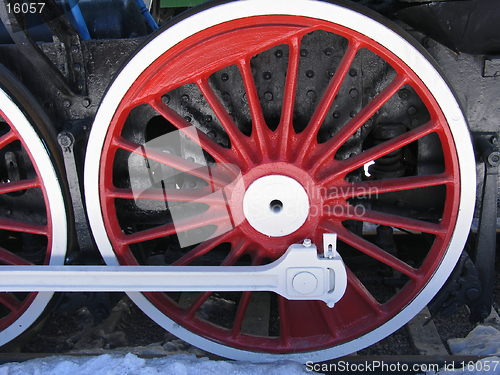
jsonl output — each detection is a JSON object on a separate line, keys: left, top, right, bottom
{"left": 0, "top": 217, "right": 47, "bottom": 236}
{"left": 196, "top": 79, "right": 254, "bottom": 168}
{"left": 172, "top": 228, "right": 239, "bottom": 266}
{"left": 327, "top": 203, "right": 445, "bottom": 235}
{"left": 336, "top": 226, "right": 419, "bottom": 279}
{"left": 113, "top": 137, "right": 232, "bottom": 188}
{"left": 342, "top": 268, "right": 384, "bottom": 316}
{"left": 107, "top": 186, "right": 226, "bottom": 205}
{"left": 323, "top": 120, "right": 439, "bottom": 181}
{"left": 238, "top": 58, "right": 270, "bottom": 159}
{"left": 221, "top": 238, "right": 250, "bottom": 266}
{"left": 318, "top": 224, "right": 384, "bottom": 316}
{"left": 278, "top": 36, "right": 300, "bottom": 160}
{"left": 295, "top": 40, "right": 360, "bottom": 165}
{"left": 149, "top": 98, "right": 235, "bottom": 166}
{"left": 0, "top": 178, "right": 40, "bottom": 195}
{"left": 230, "top": 250, "right": 260, "bottom": 335}
{"left": 325, "top": 173, "right": 453, "bottom": 196}
{"left": 185, "top": 237, "right": 246, "bottom": 319}
{"left": 0, "top": 246, "right": 32, "bottom": 265}
{"left": 0, "top": 293, "right": 22, "bottom": 311}
{"left": 0, "top": 131, "right": 16, "bottom": 150}
{"left": 231, "top": 291, "right": 253, "bottom": 335}
{"left": 186, "top": 291, "right": 212, "bottom": 318}
{"left": 118, "top": 206, "right": 231, "bottom": 245}
{"left": 312, "top": 75, "right": 409, "bottom": 173}
{"left": 278, "top": 296, "right": 292, "bottom": 346}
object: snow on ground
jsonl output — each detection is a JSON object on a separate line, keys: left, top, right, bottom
{"left": 0, "top": 353, "right": 312, "bottom": 375}
{"left": 427, "top": 323, "right": 500, "bottom": 375}
{"left": 2, "top": 323, "right": 500, "bottom": 375}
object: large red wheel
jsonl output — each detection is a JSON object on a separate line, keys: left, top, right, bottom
{"left": 85, "top": 0, "right": 475, "bottom": 361}
{"left": 0, "top": 66, "right": 67, "bottom": 346}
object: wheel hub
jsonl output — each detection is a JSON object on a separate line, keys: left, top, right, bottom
{"left": 243, "top": 175, "right": 310, "bottom": 237}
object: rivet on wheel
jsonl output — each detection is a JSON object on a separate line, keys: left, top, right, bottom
{"left": 221, "top": 73, "right": 229, "bottom": 82}
{"left": 205, "top": 115, "right": 212, "bottom": 123}
{"left": 399, "top": 89, "right": 409, "bottom": 99}
{"left": 184, "top": 116, "right": 192, "bottom": 123}
{"left": 323, "top": 47, "right": 333, "bottom": 56}
{"left": 350, "top": 110, "right": 357, "bottom": 118}
{"left": 333, "top": 111, "right": 341, "bottom": 118}
{"left": 263, "top": 72, "right": 272, "bottom": 80}
{"left": 407, "top": 106, "right": 417, "bottom": 115}
{"left": 181, "top": 94, "right": 190, "bottom": 105}
{"left": 82, "top": 98, "right": 91, "bottom": 108}
{"left": 306, "top": 70, "right": 314, "bottom": 78}
{"left": 264, "top": 92, "right": 273, "bottom": 101}
{"left": 307, "top": 90, "right": 316, "bottom": 100}
{"left": 162, "top": 95, "right": 170, "bottom": 104}
{"left": 63, "top": 99, "right": 71, "bottom": 108}
{"left": 349, "top": 88, "right": 358, "bottom": 98}
{"left": 300, "top": 49, "right": 308, "bottom": 57}
{"left": 207, "top": 131, "right": 216, "bottom": 139}
{"left": 349, "top": 68, "right": 357, "bottom": 77}
{"left": 275, "top": 49, "right": 283, "bottom": 58}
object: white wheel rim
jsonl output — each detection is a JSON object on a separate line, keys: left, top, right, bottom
{"left": 85, "top": 0, "right": 475, "bottom": 362}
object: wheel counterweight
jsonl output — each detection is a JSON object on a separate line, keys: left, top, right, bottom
{"left": 85, "top": 0, "right": 475, "bottom": 362}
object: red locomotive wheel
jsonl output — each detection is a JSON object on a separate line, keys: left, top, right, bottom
{"left": 86, "top": 0, "right": 475, "bottom": 361}
{"left": 0, "top": 66, "right": 67, "bottom": 346}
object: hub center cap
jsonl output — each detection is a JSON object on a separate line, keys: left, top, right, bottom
{"left": 243, "top": 175, "right": 310, "bottom": 237}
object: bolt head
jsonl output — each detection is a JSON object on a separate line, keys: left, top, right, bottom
{"left": 488, "top": 151, "right": 500, "bottom": 166}
{"left": 58, "top": 133, "right": 73, "bottom": 147}
{"left": 466, "top": 288, "right": 480, "bottom": 301}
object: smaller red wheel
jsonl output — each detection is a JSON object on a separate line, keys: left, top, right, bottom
{"left": 0, "top": 66, "right": 68, "bottom": 347}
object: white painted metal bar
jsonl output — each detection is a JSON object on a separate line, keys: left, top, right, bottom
{"left": 0, "top": 236, "right": 348, "bottom": 307}
{"left": 0, "top": 265, "right": 279, "bottom": 292}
